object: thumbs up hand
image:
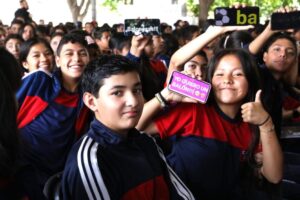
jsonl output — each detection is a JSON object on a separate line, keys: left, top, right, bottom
{"left": 241, "top": 90, "right": 269, "bottom": 125}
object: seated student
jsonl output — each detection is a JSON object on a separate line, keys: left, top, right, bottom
{"left": 19, "top": 37, "right": 55, "bottom": 74}
{"left": 61, "top": 55, "right": 195, "bottom": 200}
{"left": 50, "top": 32, "right": 64, "bottom": 55}
{"left": 127, "top": 35, "right": 167, "bottom": 101}
{"left": 4, "top": 34, "right": 24, "bottom": 61}
{"left": 137, "top": 49, "right": 283, "bottom": 199}
{"left": 19, "top": 23, "right": 37, "bottom": 41}
{"left": 16, "top": 33, "right": 91, "bottom": 199}
{"left": 155, "top": 33, "right": 179, "bottom": 68}
{"left": 109, "top": 32, "right": 131, "bottom": 56}
{"left": 0, "top": 48, "right": 23, "bottom": 200}
{"left": 92, "top": 25, "right": 112, "bottom": 54}
{"left": 249, "top": 27, "right": 298, "bottom": 136}
{"left": 9, "top": 19, "right": 24, "bottom": 35}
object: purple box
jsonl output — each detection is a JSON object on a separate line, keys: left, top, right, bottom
{"left": 168, "top": 71, "right": 211, "bottom": 103}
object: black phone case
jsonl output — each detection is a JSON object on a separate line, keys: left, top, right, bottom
{"left": 271, "top": 11, "right": 300, "bottom": 30}
{"left": 124, "top": 19, "right": 161, "bottom": 36}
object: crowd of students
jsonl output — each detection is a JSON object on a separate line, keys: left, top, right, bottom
{"left": 0, "top": 0, "right": 300, "bottom": 199}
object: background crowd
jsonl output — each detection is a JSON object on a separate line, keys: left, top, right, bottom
{"left": 0, "top": 0, "right": 300, "bottom": 199}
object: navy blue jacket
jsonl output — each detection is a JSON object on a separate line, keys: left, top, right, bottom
{"left": 61, "top": 119, "right": 194, "bottom": 200}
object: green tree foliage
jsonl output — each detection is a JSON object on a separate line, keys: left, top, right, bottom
{"left": 186, "top": 0, "right": 199, "bottom": 15}
{"left": 102, "top": 0, "right": 122, "bottom": 11}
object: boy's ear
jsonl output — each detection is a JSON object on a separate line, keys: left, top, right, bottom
{"left": 22, "top": 61, "right": 29, "bottom": 70}
{"left": 55, "top": 56, "right": 60, "bottom": 68}
{"left": 83, "top": 92, "right": 98, "bottom": 112}
{"left": 263, "top": 52, "right": 267, "bottom": 63}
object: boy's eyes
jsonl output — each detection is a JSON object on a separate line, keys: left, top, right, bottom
{"left": 63, "top": 51, "right": 88, "bottom": 56}
{"left": 111, "top": 88, "right": 142, "bottom": 96}
{"left": 31, "top": 54, "right": 39, "bottom": 58}
{"left": 79, "top": 51, "right": 88, "bottom": 56}
{"left": 112, "top": 91, "right": 123, "bottom": 96}
{"left": 187, "top": 64, "right": 197, "bottom": 69}
{"left": 133, "top": 88, "right": 142, "bottom": 94}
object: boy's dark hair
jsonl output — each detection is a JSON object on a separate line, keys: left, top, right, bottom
{"left": 109, "top": 32, "right": 131, "bottom": 51}
{"left": 4, "top": 33, "right": 24, "bottom": 45}
{"left": 92, "top": 25, "right": 111, "bottom": 40}
{"left": 50, "top": 32, "right": 64, "bottom": 40}
{"left": 10, "top": 18, "right": 24, "bottom": 27}
{"left": 262, "top": 32, "right": 297, "bottom": 53}
{"left": 81, "top": 54, "right": 140, "bottom": 97}
{"left": 19, "top": 37, "right": 53, "bottom": 63}
{"left": 195, "top": 50, "right": 208, "bottom": 62}
{"left": 56, "top": 32, "right": 88, "bottom": 56}
{"left": 181, "top": 25, "right": 200, "bottom": 42}
{"left": 160, "top": 33, "right": 179, "bottom": 57}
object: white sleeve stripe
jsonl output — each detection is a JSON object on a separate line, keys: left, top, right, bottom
{"left": 150, "top": 136, "right": 195, "bottom": 200}
{"left": 77, "top": 136, "right": 111, "bottom": 200}
{"left": 77, "top": 136, "right": 95, "bottom": 200}
{"left": 91, "top": 141, "right": 110, "bottom": 199}
{"left": 82, "top": 138, "right": 102, "bottom": 200}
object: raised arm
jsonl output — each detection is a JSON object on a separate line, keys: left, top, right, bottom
{"left": 248, "top": 23, "right": 276, "bottom": 55}
{"left": 167, "top": 25, "right": 254, "bottom": 83}
{"left": 129, "top": 35, "right": 150, "bottom": 57}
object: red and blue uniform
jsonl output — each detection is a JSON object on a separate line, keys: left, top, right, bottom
{"left": 155, "top": 103, "right": 259, "bottom": 199}
{"left": 16, "top": 69, "right": 90, "bottom": 199}
{"left": 61, "top": 118, "right": 195, "bottom": 200}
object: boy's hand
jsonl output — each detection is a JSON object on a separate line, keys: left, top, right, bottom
{"left": 230, "top": 2, "right": 247, "bottom": 9}
{"left": 130, "top": 35, "right": 150, "bottom": 57}
{"left": 241, "top": 90, "right": 269, "bottom": 125}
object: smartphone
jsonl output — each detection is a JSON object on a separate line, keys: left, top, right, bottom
{"left": 214, "top": 6, "right": 259, "bottom": 26}
{"left": 124, "top": 19, "right": 161, "bottom": 36}
{"left": 168, "top": 71, "right": 211, "bottom": 103}
{"left": 271, "top": 11, "right": 300, "bottom": 30}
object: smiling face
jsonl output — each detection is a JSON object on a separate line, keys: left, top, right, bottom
{"left": 212, "top": 54, "right": 249, "bottom": 109}
{"left": 263, "top": 38, "right": 297, "bottom": 79}
{"left": 22, "top": 43, "right": 54, "bottom": 72}
{"left": 56, "top": 42, "right": 89, "bottom": 82}
{"left": 86, "top": 72, "right": 144, "bottom": 135}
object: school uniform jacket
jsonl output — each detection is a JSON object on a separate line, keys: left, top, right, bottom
{"left": 16, "top": 69, "right": 90, "bottom": 175}
{"left": 61, "top": 119, "right": 194, "bottom": 200}
{"left": 155, "top": 103, "right": 258, "bottom": 199}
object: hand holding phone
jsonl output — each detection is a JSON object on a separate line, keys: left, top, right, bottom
{"left": 168, "top": 71, "right": 211, "bottom": 104}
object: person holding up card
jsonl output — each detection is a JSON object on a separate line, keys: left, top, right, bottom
{"left": 166, "top": 24, "right": 254, "bottom": 83}
{"left": 136, "top": 48, "right": 282, "bottom": 200}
